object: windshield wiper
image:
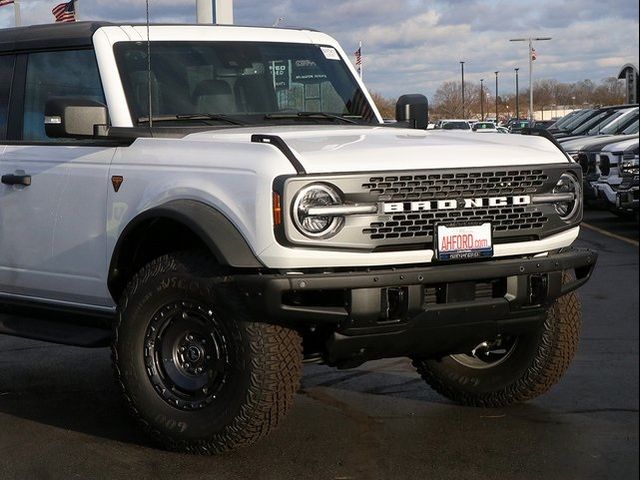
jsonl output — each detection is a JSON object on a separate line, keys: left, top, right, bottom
{"left": 264, "top": 111, "right": 361, "bottom": 125}
{"left": 138, "top": 113, "right": 246, "bottom": 126}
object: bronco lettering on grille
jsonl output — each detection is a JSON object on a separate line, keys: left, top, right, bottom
{"left": 382, "top": 195, "right": 531, "bottom": 213}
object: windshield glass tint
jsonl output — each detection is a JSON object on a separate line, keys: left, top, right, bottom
{"left": 572, "top": 111, "right": 615, "bottom": 134}
{"left": 598, "top": 110, "right": 638, "bottom": 135}
{"left": 442, "top": 121, "right": 470, "bottom": 130}
{"left": 552, "top": 111, "right": 580, "bottom": 129}
{"left": 563, "top": 109, "right": 594, "bottom": 130}
{"left": 588, "top": 110, "right": 628, "bottom": 135}
{"left": 623, "top": 119, "right": 639, "bottom": 134}
{"left": 114, "top": 41, "right": 375, "bottom": 124}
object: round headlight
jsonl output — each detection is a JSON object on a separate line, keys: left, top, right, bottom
{"left": 553, "top": 173, "right": 581, "bottom": 220}
{"left": 292, "top": 184, "right": 344, "bottom": 238}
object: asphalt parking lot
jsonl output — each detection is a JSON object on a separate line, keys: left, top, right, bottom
{"left": 0, "top": 210, "right": 638, "bottom": 480}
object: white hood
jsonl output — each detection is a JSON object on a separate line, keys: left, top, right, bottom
{"left": 186, "top": 125, "right": 569, "bottom": 174}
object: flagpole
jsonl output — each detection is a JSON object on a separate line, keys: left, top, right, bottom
{"left": 74, "top": 0, "right": 79, "bottom": 21}
{"left": 509, "top": 36, "right": 551, "bottom": 123}
{"left": 14, "top": 1, "right": 21, "bottom": 27}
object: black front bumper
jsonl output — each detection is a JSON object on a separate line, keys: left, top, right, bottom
{"left": 235, "top": 248, "right": 597, "bottom": 367}
{"left": 617, "top": 185, "right": 639, "bottom": 211}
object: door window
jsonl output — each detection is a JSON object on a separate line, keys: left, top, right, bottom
{"left": 23, "top": 49, "right": 105, "bottom": 141}
{"left": 0, "top": 55, "right": 15, "bottom": 140}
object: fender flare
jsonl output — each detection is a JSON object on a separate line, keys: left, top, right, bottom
{"left": 108, "top": 200, "right": 264, "bottom": 294}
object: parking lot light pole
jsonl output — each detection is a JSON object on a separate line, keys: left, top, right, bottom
{"left": 495, "top": 71, "right": 499, "bottom": 122}
{"left": 515, "top": 68, "right": 520, "bottom": 119}
{"left": 510, "top": 36, "right": 552, "bottom": 122}
{"left": 480, "top": 79, "right": 484, "bottom": 121}
{"left": 460, "top": 61, "right": 465, "bottom": 119}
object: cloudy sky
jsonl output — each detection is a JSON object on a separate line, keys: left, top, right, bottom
{"left": 1, "top": 0, "right": 638, "bottom": 98}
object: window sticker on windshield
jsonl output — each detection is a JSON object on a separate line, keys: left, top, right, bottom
{"left": 320, "top": 47, "right": 340, "bottom": 60}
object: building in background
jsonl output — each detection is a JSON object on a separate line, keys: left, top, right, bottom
{"left": 618, "top": 64, "right": 639, "bottom": 104}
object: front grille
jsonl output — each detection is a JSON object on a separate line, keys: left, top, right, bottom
{"left": 578, "top": 152, "right": 599, "bottom": 181}
{"left": 362, "top": 169, "right": 548, "bottom": 202}
{"left": 599, "top": 155, "right": 611, "bottom": 176}
{"left": 577, "top": 153, "right": 594, "bottom": 174}
{"left": 362, "top": 169, "right": 551, "bottom": 242}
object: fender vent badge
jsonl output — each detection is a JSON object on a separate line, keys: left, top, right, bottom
{"left": 111, "top": 176, "right": 124, "bottom": 192}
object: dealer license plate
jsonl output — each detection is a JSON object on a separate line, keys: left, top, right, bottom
{"left": 436, "top": 223, "right": 494, "bottom": 261}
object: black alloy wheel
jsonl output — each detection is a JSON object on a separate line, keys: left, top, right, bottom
{"left": 144, "top": 300, "right": 232, "bottom": 411}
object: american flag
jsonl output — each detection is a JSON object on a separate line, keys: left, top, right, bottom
{"left": 354, "top": 43, "right": 363, "bottom": 77}
{"left": 531, "top": 47, "right": 537, "bottom": 61}
{"left": 354, "top": 46, "right": 362, "bottom": 67}
{"left": 0, "top": 0, "right": 15, "bottom": 7}
{"left": 52, "top": 0, "right": 76, "bottom": 23}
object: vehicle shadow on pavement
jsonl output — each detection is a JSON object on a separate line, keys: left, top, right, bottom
{"left": 0, "top": 337, "right": 632, "bottom": 480}
{"left": 0, "top": 340, "right": 539, "bottom": 444}
{"left": 0, "top": 340, "right": 150, "bottom": 448}
{"left": 0, "top": 341, "right": 568, "bottom": 439}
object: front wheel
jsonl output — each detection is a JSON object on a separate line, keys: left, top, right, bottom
{"left": 112, "top": 252, "right": 302, "bottom": 454}
{"left": 413, "top": 276, "right": 582, "bottom": 408}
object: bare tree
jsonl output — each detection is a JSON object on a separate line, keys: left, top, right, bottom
{"left": 369, "top": 91, "right": 396, "bottom": 119}
{"left": 431, "top": 77, "right": 627, "bottom": 120}
{"left": 432, "top": 81, "right": 462, "bottom": 118}
{"left": 593, "top": 77, "right": 627, "bottom": 105}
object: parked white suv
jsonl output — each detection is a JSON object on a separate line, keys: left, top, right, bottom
{"left": 593, "top": 138, "right": 639, "bottom": 206}
{"left": 0, "top": 22, "right": 596, "bottom": 454}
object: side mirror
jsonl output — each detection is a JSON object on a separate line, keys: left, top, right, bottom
{"left": 395, "top": 94, "right": 429, "bottom": 129}
{"left": 44, "top": 97, "right": 109, "bottom": 138}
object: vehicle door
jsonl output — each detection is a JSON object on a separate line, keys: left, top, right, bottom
{"left": 0, "top": 49, "right": 116, "bottom": 307}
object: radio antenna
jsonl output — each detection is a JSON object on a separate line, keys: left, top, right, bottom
{"left": 146, "top": 0, "right": 153, "bottom": 129}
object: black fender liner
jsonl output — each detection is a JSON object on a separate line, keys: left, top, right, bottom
{"left": 108, "top": 200, "right": 264, "bottom": 296}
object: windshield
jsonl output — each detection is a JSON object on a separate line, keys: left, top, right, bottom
{"left": 562, "top": 109, "right": 595, "bottom": 130}
{"left": 474, "top": 122, "right": 495, "bottom": 129}
{"left": 442, "top": 121, "right": 470, "bottom": 130}
{"left": 114, "top": 41, "right": 376, "bottom": 126}
{"left": 596, "top": 110, "right": 639, "bottom": 135}
{"left": 550, "top": 110, "right": 581, "bottom": 129}
{"left": 623, "top": 119, "right": 639, "bottom": 135}
{"left": 571, "top": 110, "right": 617, "bottom": 135}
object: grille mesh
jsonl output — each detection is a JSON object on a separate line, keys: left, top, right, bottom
{"left": 362, "top": 169, "right": 548, "bottom": 202}
{"left": 364, "top": 207, "right": 548, "bottom": 240}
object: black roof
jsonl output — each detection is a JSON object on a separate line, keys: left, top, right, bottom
{"left": 0, "top": 21, "right": 318, "bottom": 54}
{"left": 0, "top": 21, "right": 111, "bottom": 54}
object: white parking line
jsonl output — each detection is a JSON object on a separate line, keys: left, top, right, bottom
{"left": 582, "top": 222, "right": 639, "bottom": 247}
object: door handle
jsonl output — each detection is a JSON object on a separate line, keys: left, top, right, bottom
{"left": 1, "top": 174, "right": 32, "bottom": 186}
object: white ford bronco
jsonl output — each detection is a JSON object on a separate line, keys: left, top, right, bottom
{"left": 0, "top": 22, "right": 597, "bottom": 453}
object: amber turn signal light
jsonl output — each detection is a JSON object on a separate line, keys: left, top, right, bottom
{"left": 272, "top": 192, "right": 282, "bottom": 226}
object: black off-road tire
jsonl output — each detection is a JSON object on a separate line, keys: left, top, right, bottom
{"left": 112, "top": 252, "right": 302, "bottom": 454}
{"left": 413, "top": 273, "right": 582, "bottom": 408}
